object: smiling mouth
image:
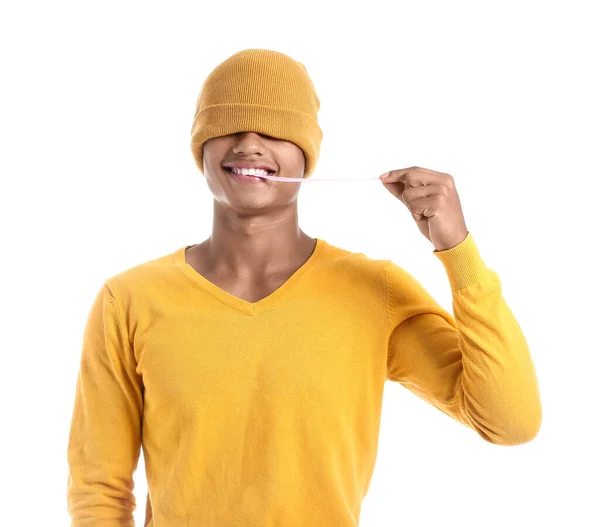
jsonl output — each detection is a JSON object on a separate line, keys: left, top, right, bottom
{"left": 223, "top": 167, "right": 276, "bottom": 180}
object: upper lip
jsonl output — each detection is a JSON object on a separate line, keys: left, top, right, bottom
{"left": 222, "top": 161, "right": 277, "bottom": 173}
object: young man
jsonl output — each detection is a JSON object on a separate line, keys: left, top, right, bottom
{"left": 66, "top": 49, "right": 542, "bottom": 526}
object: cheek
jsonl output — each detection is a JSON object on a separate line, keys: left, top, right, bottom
{"left": 278, "top": 145, "right": 305, "bottom": 175}
{"left": 203, "top": 138, "right": 229, "bottom": 160}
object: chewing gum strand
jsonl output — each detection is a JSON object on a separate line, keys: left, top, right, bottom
{"left": 260, "top": 174, "right": 385, "bottom": 182}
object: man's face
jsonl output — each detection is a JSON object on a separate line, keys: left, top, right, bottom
{"left": 202, "top": 131, "right": 306, "bottom": 211}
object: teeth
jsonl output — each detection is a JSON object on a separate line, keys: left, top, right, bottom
{"left": 231, "top": 167, "right": 271, "bottom": 177}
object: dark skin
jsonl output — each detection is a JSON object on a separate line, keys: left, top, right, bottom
{"left": 184, "top": 131, "right": 318, "bottom": 304}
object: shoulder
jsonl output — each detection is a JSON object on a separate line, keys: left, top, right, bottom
{"left": 102, "top": 245, "right": 183, "bottom": 302}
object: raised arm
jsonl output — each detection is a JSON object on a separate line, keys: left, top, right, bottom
{"left": 385, "top": 235, "right": 542, "bottom": 446}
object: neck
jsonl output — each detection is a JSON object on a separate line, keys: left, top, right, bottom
{"left": 195, "top": 206, "right": 315, "bottom": 277}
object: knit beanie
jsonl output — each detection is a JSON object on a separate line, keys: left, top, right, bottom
{"left": 190, "top": 49, "right": 323, "bottom": 178}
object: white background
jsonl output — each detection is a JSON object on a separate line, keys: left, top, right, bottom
{"left": 2, "top": 0, "right": 599, "bottom": 525}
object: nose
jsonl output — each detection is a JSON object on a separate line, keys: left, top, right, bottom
{"left": 232, "top": 131, "right": 269, "bottom": 152}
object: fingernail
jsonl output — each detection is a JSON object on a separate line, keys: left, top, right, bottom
{"left": 380, "top": 171, "right": 390, "bottom": 179}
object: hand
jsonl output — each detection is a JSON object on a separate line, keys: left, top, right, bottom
{"left": 380, "top": 166, "right": 469, "bottom": 252}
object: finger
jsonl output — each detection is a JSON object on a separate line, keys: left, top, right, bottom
{"left": 402, "top": 184, "right": 448, "bottom": 203}
{"left": 406, "top": 195, "right": 446, "bottom": 219}
{"left": 380, "top": 166, "right": 445, "bottom": 179}
{"left": 380, "top": 167, "right": 449, "bottom": 187}
{"left": 380, "top": 167, "right": 410, "bottom": 182}
{"left": 380, "top": 172, "right": 438, "bottom": 196}
{"left": 393, "top": 183, "right": 447, "bottom": 207}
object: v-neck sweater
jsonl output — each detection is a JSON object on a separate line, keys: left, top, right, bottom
{"left": 66, "top": 233, "right": 542, "bottom": 526}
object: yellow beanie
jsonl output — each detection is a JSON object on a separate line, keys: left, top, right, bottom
{"left": 190, "top": 49, "right": 323, "bottom": 178}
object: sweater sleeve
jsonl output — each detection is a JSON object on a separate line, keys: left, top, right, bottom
{"left": 67, "top": 282, "right": 144, "bottom": 525}
{"left": 385, "top": 232, "right": 542, "bottom": 446}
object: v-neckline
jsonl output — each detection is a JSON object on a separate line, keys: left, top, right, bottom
{"left": 173, "top": 238, "right": 326, "bottom": 316}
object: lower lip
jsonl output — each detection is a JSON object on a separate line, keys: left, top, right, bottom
{"left": 224, "top": 168, "right": 271, "bottom": 183}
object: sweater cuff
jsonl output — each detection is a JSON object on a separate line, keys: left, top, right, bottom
{"left": 432, "top": 232, "right": 493, "bottom": 291}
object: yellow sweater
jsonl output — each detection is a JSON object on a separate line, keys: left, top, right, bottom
{"left": 66, "top": 232, "right": 542, "bottom": 526}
